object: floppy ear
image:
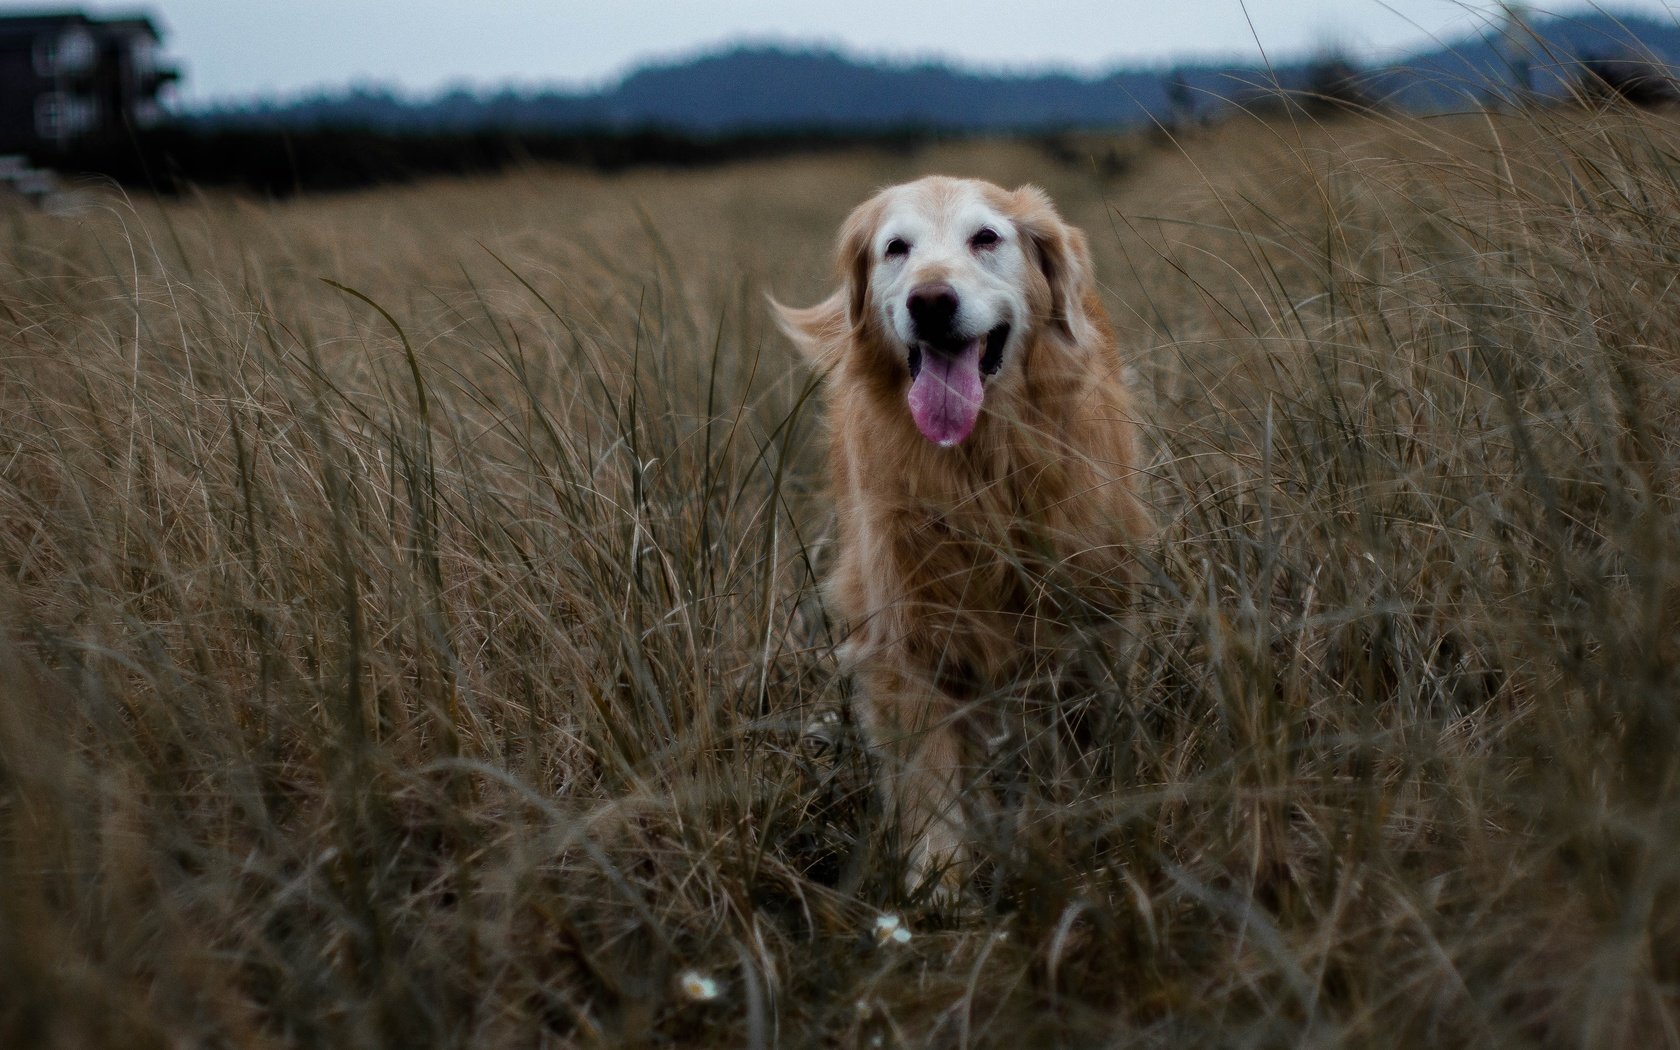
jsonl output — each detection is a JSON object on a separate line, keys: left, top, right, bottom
{"left": 770, "top": 194, "right": 884, "bottom": 366}
{"left": 770, "top": 290, "right": 849, "bottom": 367}
{"left": 1010, "top": 184, "right": 1097, "bottom": 346}
{"left": 834, "top": 193, "right": 884, "bottom": 329}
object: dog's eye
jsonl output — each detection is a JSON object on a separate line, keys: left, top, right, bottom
{"left": 970, "top": 228, "right": 1001, "bottom": 249}
{"left": 885, "top": 238, "right": 910, "bottom": 258}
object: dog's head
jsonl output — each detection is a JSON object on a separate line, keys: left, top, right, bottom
{"left": 775, "top": 176, "right": 1098, "bottom": 448}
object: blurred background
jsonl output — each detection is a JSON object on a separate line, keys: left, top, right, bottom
{"left": 1, "top": 1, "right": 1679, "bottom": 195}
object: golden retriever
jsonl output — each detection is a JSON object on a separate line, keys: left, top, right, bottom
{"left": 775, "top": 176, "right": 1151, "bottom": 898}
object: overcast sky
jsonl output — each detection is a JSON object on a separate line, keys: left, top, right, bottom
{"left": 8, "top": 1, "right": 1677, "bottom": 102}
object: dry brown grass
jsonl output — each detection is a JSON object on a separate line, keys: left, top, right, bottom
{"left": 3, "top": 103, "right": 1680, "bottom": 1048}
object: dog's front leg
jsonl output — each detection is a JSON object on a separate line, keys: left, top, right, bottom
{"left": 853, "top": 659, "right": 974, "bottom": 902}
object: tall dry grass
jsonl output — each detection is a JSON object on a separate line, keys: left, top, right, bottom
{"left": 2, "top": 106, "right": 1679, "bottom": 1048}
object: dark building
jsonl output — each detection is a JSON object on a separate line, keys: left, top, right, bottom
{"left": 0, "top": 10, "right": 178, "bottom": 156}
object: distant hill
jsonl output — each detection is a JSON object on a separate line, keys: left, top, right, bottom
{"left": 605, "top": 49, "right": 1171, "bottom": 130}
{"left": 195, "top": 11, "right": 1680, "bottom": 134}
{"left": 1366, "top": 9, "right": 1680, "bottom": 109}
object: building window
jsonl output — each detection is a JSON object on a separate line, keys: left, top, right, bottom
{"left": 129, "top": 36, "right": 158, "bottom": 74}
{"left": 35, "top": 93, "right": 98, "bottom": 141}
{"left": 33, "top": 28, "right": 97, "bottom": 78}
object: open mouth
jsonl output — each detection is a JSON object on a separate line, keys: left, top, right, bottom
{"left": 907, "top": 323, "right": 1011, "bottom": 381}
{"left": 905, "top": 323, "right": 1011, "bottom": 447}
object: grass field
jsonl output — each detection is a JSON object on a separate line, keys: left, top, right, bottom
{"left": 4, "top": 103, "right": 1680, "bottom": 1048}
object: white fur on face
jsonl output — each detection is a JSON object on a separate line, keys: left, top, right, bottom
{"left": 869, "top": 181, "right": 1031, "bottom": 368}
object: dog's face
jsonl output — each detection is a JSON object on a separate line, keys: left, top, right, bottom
{"left": 864, "top": 180, "right": 1031, "bottom": 446}
{"left": 777, "top": 176, "right": 1096, "bottom": 448}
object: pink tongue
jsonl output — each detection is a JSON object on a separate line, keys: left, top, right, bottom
{"left": 907, "top": 340, "right": 984, "bottom": 447}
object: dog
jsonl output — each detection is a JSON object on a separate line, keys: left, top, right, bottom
{"left": 774, "top": 176, "right": 1151, "bottom": 898}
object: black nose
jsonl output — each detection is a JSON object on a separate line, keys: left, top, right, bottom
{"left": 907, "top": 283, "right": 959, "bottom": 339}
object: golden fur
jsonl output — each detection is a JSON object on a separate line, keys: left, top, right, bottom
{"left": 775, "top": 176, "right": 1150, "bottom": 896}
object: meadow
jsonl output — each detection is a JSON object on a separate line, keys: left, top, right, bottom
{"left": 2, "top": 103, "right": 1679, "bottom": 1048}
